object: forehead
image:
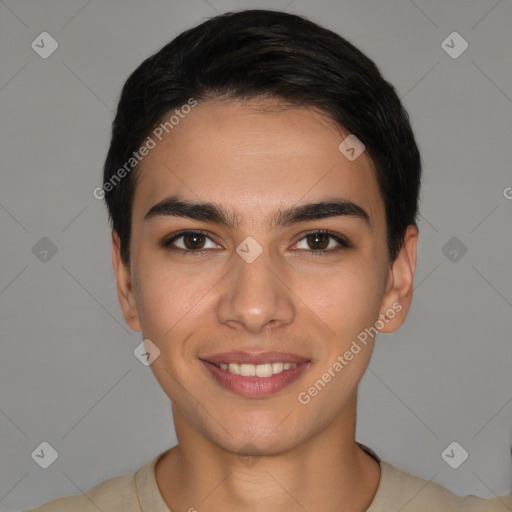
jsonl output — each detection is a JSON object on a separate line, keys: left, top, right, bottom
{"left": 132, "top": 99, "right": 385, "bottom": 230}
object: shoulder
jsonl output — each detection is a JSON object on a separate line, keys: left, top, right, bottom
{"left": 23, "top": 471, "right": 138, "bottom": 512}
{"left": 373, "top": 460, "right": 512, "bottom": 512}
{"left": 357, "top": 442, "right": 512, "bottom": 512}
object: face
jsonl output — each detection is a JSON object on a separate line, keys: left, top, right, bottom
{"left": 113, "top": 98, "right": 417, "bottom": 456}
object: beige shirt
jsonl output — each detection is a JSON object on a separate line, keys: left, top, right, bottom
{"left": 25, "top": 444, "right": 512, "bottom": 511}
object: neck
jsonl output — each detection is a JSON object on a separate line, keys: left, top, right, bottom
{"left": 155, "top": 394, "right": 380, "bottom": 512}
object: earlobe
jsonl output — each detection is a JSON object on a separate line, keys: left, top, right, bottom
{"left": 111, "top": 231, "right": 142, "bottom": 332}
{"left": 378, "top": 225, "right": 418, "bottom": 334}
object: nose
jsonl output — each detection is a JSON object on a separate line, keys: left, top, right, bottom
{"left": 216, "top": 245, "right": 295, "bottom": 334}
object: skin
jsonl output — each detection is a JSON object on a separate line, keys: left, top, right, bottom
{"left": 112, "top": 98, "right": 417, "bottom": 512}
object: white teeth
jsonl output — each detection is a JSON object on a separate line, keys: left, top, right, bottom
{"left": 215, "top": 362, "right": 298, "bottom": 377}
{"left": 272, "top": 362, "right": 284, "bottom": 374}
{"left": 240, "top": 364, "right": 256, "bottom": 377}
{"left": 228, "top": 363, "right": 240, "bottom": 375}
{"left": 255, "top": 363, "right": 272, "bottom": 377}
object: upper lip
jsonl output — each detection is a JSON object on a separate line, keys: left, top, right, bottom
{"left": 200, "top": 351, "right": 310, "bottom": 365}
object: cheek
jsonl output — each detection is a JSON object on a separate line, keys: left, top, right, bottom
{"left": 134, "top": 263, "right": 209, "bottom": 391}
{"left": 298, "top": 263, "right": 383, "bottom": 337}
{"left": 295, "top": 269, "right": 381, "bottom": 413}
{"left": 135, "top": 261, "right": 207, "bottom": 339}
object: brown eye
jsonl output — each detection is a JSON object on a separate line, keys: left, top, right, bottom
{"left": 182, "top": 232, "right": 206, "bottom": 250}
{"left": 306, "top": 232, "right": 329, "bottom": 250}
{"left": 294, "top": 230, "right": 350, "bottom": 253}
{"left": 161, "top": 230, "right": 219, "bottom": 252}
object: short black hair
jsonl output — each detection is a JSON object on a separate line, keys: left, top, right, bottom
{"left": 103, "top": 9, "right": 421, "bottom": 266}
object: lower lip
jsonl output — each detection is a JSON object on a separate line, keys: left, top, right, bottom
{"left": 200, "top": 360, "right": 311, "bottom": 398}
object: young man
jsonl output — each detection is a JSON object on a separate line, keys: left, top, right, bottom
{"left": 27, "top": 9, "right": 511, "bottom": 512}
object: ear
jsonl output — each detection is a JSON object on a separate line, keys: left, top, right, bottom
{"left": 377, "top": 224, "right": 418, "bottom": 333}
{"left": 112, "top": 231, "right": 142, "bottom": 332}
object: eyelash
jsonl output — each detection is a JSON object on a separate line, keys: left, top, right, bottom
{"left": 160, "top": 229, "right": 350, "bottom": 256}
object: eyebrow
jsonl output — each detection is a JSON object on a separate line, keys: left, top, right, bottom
{"left": 144, "top": 194, "right": 371, "bottom": 230}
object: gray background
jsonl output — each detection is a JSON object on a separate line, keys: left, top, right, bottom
{"left": 1, "top": 0, "right": 511, "bottom": 510}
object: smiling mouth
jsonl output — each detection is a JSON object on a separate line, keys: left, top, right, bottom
{"left": 209, "top": 361, "right": 300, "bottom": 377}
{"left": 200, "top": 358, "right": 311, "bottom": 398}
